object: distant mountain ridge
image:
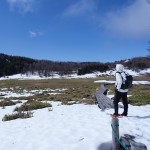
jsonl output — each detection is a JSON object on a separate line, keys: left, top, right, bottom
{"left": 0, "top": 53, "right": 150, "bottom": 77}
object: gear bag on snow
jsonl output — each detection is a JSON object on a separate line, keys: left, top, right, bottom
{"left": 117, "top": 72, "right": 133, "bottom": 89}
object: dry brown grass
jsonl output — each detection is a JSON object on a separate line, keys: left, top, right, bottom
{"left": 0, "top": 76, "right": 149, "bottom": 105}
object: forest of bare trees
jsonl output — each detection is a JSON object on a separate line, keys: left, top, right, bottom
{"left": 0, "top": 53, "right": 150, "bottom": 77}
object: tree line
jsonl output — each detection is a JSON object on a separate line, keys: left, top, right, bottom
{"left": 0, "top": 53, "right": 150, "bottom": 77}
{"left": 107, "top": 57, "right": 150, "bottom": 71}
{"left": 0, "top": 53, "right": 36, "bottom": 77}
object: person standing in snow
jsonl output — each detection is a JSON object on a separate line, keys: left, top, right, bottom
{"left": 113, "top": 64, "right": 128, "bottom": 117}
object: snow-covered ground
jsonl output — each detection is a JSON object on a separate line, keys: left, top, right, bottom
{"left": 94, "top": 80, "right": 150, "bottom": 85}
{"left": 0, "top": 101, "right": 150, "bottom": 150}
{"left": 0, "top": 87, "right": 150, "bottom": 150}
{"left": 0, "top": 69, "right": 150, "bottom": 150}
{"left": 0, "top": 88, "right": 67, "bottom": 98}
{"left": 0, "top": 68, "right": 150, "bottom": 80}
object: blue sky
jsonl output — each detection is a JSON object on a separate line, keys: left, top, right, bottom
{"left": 0, "top": 0, "right": 150, "bottom": 62}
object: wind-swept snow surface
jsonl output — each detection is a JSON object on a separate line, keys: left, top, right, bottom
{"left": 0, "top": 102, "right": 150, "bottom": 150}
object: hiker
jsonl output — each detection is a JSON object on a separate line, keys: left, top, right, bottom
{"left": 113, "top": 64, "right": 128, "bottom": 117}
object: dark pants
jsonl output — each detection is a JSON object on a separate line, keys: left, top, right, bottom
{"left": 114, "top": 91, "right": 128, "bottom": 115}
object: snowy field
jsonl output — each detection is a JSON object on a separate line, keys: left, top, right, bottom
{"left": 0, "top": 101, "right": 150, "bottom": 150}
{"left": 0, "top": 68, "right": 150, "bottom": 80}
{"left": 94, "top": 80, "right": 150, "bottom": 85}
{"left": 0, "top": 69, "right": 150, "bottom": 150}
{"left": 0, "top": 86, "right": 150, "bottom": 150}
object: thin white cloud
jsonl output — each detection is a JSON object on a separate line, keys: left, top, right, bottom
{"left": 29, "top": 31, "right": 43, "bottom": 38}
{"left": 63, "top": 0, "right": 97, "bottom": 17}
{"left": 101, "top": 0, "right": 150, "bottom": 39}
{"left": 7, "top": 0, "right": 38, "bottom": 13}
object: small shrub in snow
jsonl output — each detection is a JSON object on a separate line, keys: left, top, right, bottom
{"left": 0, "top": 100, "right": 16, "bottom": 107}
{"left": 2, "top": 112, "right": 33, "bottom": 121}
{"left": 14, "top": 101, "right": 52, "bottom": 111}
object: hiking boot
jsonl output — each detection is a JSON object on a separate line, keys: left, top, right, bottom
{"left": 112, "top": 113, "right": 121, "bottom": 118}
{"left": 121, "top": 113, "right": 127, "bottom": 116}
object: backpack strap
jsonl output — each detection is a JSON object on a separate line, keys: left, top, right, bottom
{"left": 116, "top": 71, "right": 125, "bottom": 83}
